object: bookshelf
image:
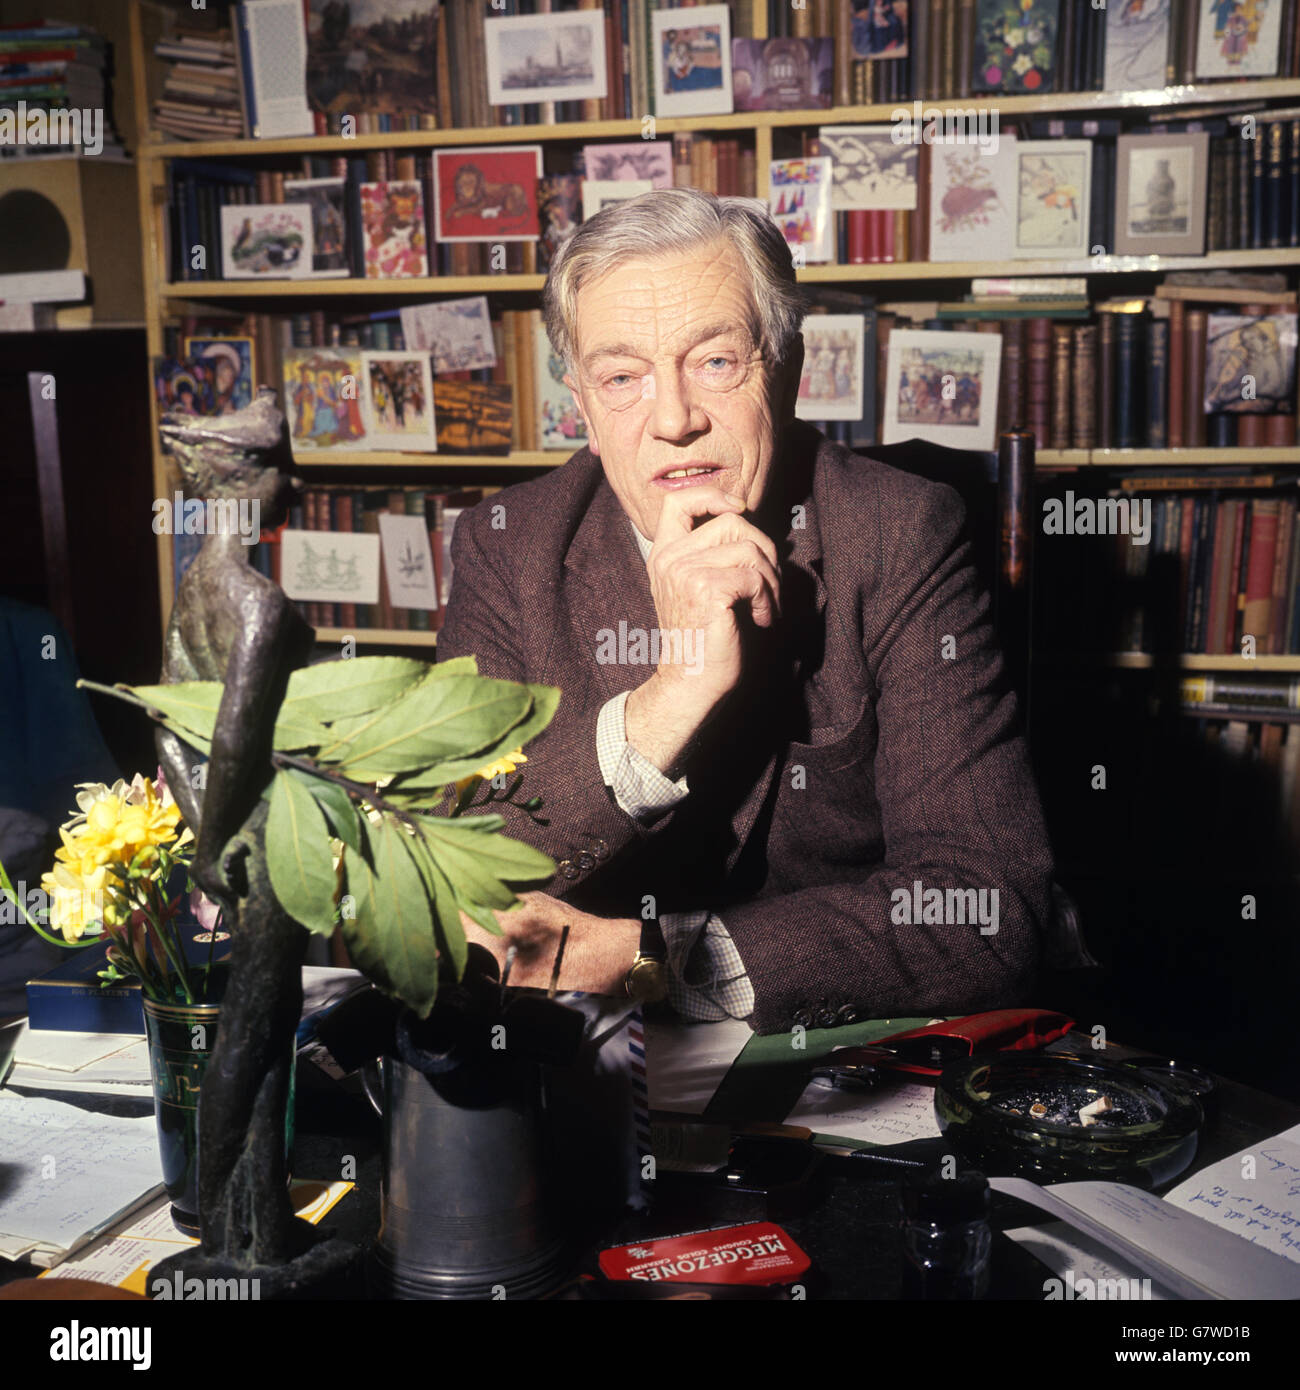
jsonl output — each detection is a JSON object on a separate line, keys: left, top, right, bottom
{"left": 129, "top": 2, "right": 1300, "bottom": 683}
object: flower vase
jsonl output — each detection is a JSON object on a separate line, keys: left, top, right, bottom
{"left": 141, "top": 962, "right": 297, "bottom": 1234}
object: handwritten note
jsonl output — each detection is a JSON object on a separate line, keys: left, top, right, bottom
{"left": 785, "top": 1075, "right": 943, "bottom": 1144}
{"left": 1165, "top": 1122, "right": 1300, "bottom": 1266}
{"left": 0, "top": 1092, "right": 162, "bottom": 1251}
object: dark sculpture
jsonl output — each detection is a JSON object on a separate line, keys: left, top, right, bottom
{"left": 150, "top": 390, "right": 354, "bottom": 1294}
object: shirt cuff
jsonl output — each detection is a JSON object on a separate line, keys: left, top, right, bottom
{"left": 596, "top": 690, "right": 690, "bottom": 824}
{"left": 660, "top": 911, "right": 755, "bottom": 1023}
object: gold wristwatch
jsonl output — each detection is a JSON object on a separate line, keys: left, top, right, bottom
{"left": 624, "top": 918, "right": 668, "bottom": 1003}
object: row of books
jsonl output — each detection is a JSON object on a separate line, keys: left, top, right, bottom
{"left": 173, "top": 486, "right": 486, "bottom": 632}
{"left": 1039, "top": 483, "right": 1300, "bottom": 658}
{"left": 151, "top": 27, "right": 241, "bottom": 142}
{"left": 170, "top": 0, "right": 1300, "bottom": 146}
{"left": 0, "top": 19, "right": 123, "bottom": 159}
{"left": 977, "top": 304, "right": 1298, "bottom": 454}
{"left": 167, "top": 133, "right": 757, "bottom": 284}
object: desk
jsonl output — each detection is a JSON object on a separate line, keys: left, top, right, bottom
{"left": 2, "top": 1023, "right": 1298, "bottom": 1300}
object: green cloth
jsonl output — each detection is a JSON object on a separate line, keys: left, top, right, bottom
{"left": 703, "top": 1016, "right": 941, "bottom": 1124}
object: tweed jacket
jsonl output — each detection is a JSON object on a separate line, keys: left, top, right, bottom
{"left": 438, "top": 422, "right": 1055, "bottom": 1035}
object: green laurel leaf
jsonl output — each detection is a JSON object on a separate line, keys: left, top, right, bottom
{"left": 266, "top": 768, "right": 338, "bottom": 936}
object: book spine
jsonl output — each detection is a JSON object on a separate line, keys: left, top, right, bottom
{"left": 955, "top": 0, "right": 975, "bottom": 98}
{"left": 1050, "top": 322, "right": 1072, "bottom": 450}
{"left": 1167, "top": 300, "right": 1186, "bottom": 448}
{"left": 1266, "top": 118, "right": 1286, "bottom": 249}
{"left": 1025, "top": 317, "right": 1052, "bottom": 451}
{"left": 1146, "top": 317, "right": 1169, "bottom": 449}
{"left": 1114, "top": 314, "right": 1139, "bottom": 449}
{"left": 1070, "top": 322, "right": 1096, "bottom": 449}
{"left": 1185, "top": 308, "right": 1208, "bottom": 447}
{"left": 1244, "top": 499, "right": 1282, "bottom": 650}
{"left": 1097, "top": 311, "right": 1115, "bottom": 450}
{"left": 1273, "top": 499, "right": 1298, "bottom": 653}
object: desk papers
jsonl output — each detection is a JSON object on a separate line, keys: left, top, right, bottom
{"left": 785, "top": 1075, "right": 943, "bottom": 1144}
{"left": 0, "top": 1092, "right": 163, "bottom": 1266}
{"left": 645, "top": 1015, "right": 752, "bottom": 1114}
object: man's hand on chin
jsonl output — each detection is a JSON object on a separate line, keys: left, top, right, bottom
{"left": 459, "top": 891, "right": 642, "bottom": 996}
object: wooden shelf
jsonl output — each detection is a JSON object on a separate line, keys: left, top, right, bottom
{"left": 1043, "top": 652, "right": 1300, "bottom": 672}
{"left": 138, "top": 79, "right": 1300, "bottom": 159}
{"left": 314, "top": 626, "right": 438, "bottom": 647}
{"left": 801, "top": 248, "right": 1300, "bottom": 282}
{"left": 163, "top": 248, "right": 1300, "bottom": 301}
{"left": 291, "top": 450, "right": 562, "bottom": 467}
{"left": 161, "top": 275, "right": 545, "bottom": 298}
{"left": 1038, "top": 447, "right": 1300, "bottom": 467}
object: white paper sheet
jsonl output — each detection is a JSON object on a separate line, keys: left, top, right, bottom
{"left": 0, "top": 1093, "right": 163, "bottom": 1252}
{"left": 645, "top": 1015, "right": 752, "bottom": 1115}
{"left": 991, "top": 1175, "right": 1300, "bottom": 1300}
{"left": 14, "top": 1025, "right": 140, "bottom": 1073}
{"left": 785, "top": 1075, "right": 943, "bottom": 1144}
{"left": 1164, "top": 1122, "right": 1300, "bottom": 1265}
{"left": 1005, "top": 1220, "right": 1175, "bottom": 1300}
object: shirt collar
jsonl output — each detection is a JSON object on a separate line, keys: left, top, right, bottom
{"left": 631, "top": 524, "right": 653, "bottom": 563}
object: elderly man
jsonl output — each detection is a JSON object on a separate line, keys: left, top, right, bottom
{"left": 442, "top": 188, "right": 1053, "bottom": 1035}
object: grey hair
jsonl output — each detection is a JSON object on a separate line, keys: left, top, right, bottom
{"left": 543, "top": 187, "right": 806, "bottom": 371}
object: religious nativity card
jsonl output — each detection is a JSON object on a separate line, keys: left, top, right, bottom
{"left": 282, "top": 348, "right": 369, "bottom": 453}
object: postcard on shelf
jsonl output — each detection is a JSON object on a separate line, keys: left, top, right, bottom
{"left": 282, "top": 348, "right": 368, "bottom": 452}
{"left": 359, "top": 180, "right": 429, "bottom": 278}
{"left": 155, "top": 356, "right": 218, "bottom": 417}
{"left": 1196, "top": 0, "right": 1282, "bottom": 79}
{"left": 1103, "top": 0, "right": 1171, "bottom": 92}
{"left": 927, "top": 137, "right": 1018, "bottom": 263}
{"left": 731, "top": 37, "right": 833, "bottom": 110}
{"left": 182, "top": 337, "right": 255, "bottom": 413}
{"left": 484, "top": 10, "right": 607, "bottom": 105}
{"left": 796, "top": 314, "right": 866, "bottom": 422}
{"left": 535, "top": 319, "right": 587, "bottom": 449}
{"left": 1113, "top": 131, "right": 1209, "bottom": 257}
{"left": 538, "top": 174, "right": 583, "bottom": 269}
{"left": 852, "top": 0, "right": 909, "bottom": 59}
{"left": 820, "top": 125, "right": 918, "bottom": 210}
{"left": 360, "top": 351, "right": 437, "bottom": 451}
{"left": 281, "top": 529, "right": 381, "bottom": 607}
{"left": 582, "top": 142, "right": 674, "bottom": 187}
{"left": 582, "top": 178, "right": 653, "bottom": 222}
{"left": 1203, "top": 312, "right": 1298, "bottom": 414}
{"left": 652, "top": 4, "right": 733, "bottom": 118}
{"left": 971, "top": 0, "right": 1060, "bottom": 94}
{"left": 1013, "top": 140, "right": 1092, "bottom": 260}
{"left": 283, "top": 177, "right": 349, "bottom": 277}
{"left": 378, "top": 513, "right": 439, "bottom": 612}
{"left": 434, "top": 145, "right": 543, "bottom": 243}
{"left": 433, "top": 381, "right": 513, "bottom": 455}
{"left": 236, "top": 0, "right": 314, "bottom": 138}
{"left": 768, "top": 157, "right": 834, "bottom": 265}
{"left": 220, "top": 204, "right": 312, "bottom": 279}
{"left": 305, "top": 0, "right": 438, "bottom": 117}
{"left": 883, "top": 329, "right": 1003, "bottom": 452}
{"left": 399, "top": 297, "right": 497, "bottom": 375}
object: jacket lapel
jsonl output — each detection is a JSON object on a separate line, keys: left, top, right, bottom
{"left": 559, "top": 436, "right": 830, "bottom": 878}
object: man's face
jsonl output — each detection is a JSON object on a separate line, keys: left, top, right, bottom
{"left": 564, "top": 239, "right": 798, "bottom": 539}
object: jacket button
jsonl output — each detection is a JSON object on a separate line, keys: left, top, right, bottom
{"left": 592, "top": 838, "right": 609, "bottom": 861}
{"left": 815, "top": 1008, "right": 839, "bottom": 1029}
{"left": 576, "top": 850, "right": 596, "bottom": 871}
{"left": 836, "top": 1004, "right": 860, "bottom": 1025}
{"left": 792, "top": 1008, "right": 814, "bottom": 1028}
{"left": 557, "top": 859, "right": 579, "bottom": 881}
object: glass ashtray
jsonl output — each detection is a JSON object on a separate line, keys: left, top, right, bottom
{"left": 934, "top": 1053, "right": 1204, "bottom": 1189}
